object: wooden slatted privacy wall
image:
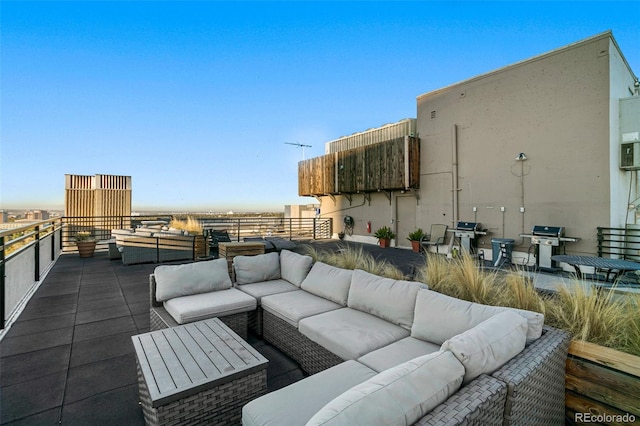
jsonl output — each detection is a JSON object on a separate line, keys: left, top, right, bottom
{"left": 298, "top": 154, "right": 336, "bottom": 196}
{"left": 298, "top": 136, "right": 420, "bottom": 196}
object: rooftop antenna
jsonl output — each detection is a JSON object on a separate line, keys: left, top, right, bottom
{"left": 284, "top": 142, "right": 312, "bottom": 160}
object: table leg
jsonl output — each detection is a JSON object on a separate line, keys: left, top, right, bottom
{"left": 569, "top": 264, "right": 583, "bottom": 279}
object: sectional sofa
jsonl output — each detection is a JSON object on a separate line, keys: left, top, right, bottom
{"left": 148, "top": 249, "right": 570, "bottom": 425}
{"left": 112, "top": 227, "right": 200, "bottom": 265}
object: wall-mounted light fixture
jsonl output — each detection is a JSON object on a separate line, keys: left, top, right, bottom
{"left": 515, "top": 152, "right": 527, "bottom": 161}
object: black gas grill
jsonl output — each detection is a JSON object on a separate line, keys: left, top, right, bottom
{"left": 451, "top": 222, "right": 486, "bottom": 253}
{"left": 521, "top": 225, "right": 579, "bottom": 270}
{"left": 531, "top": 225, "right": 564, "bottom": 246}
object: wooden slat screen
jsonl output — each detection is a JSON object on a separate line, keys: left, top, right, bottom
{"left": 298, "top": 136, "right": 420, "bottom": 196}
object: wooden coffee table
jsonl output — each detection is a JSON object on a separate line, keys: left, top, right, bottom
{"left": 132, "top": 317, "right": 268, "bottom": 425}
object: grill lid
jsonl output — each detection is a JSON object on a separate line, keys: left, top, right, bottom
{"left": 532, "top": 225, "right": 564, "bottom": 237}
{"left": 456, "top": 221, "right": 479, "bottom": 231}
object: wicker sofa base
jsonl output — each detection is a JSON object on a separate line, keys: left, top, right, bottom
{"left": 263, "top": 310, "right": 343, "bottom": 375}
{"left": 150, "top": 307, "right": 249, "bottom": 340}
{"left": 493, "top": 326, "right": 570, "bottom": 426}
{"left": 137, "top": 362, "right": 266, "bottom": 426}
{"left": 248, "top": 306, "right": 263, "bottom": 336}
{"left": 262, "top": 310, "right": 306, "bottom": 363}
{"left": 416, "top": 374, "right": 507, "bottom": 425}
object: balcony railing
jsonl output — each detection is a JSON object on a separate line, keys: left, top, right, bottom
{"left": 597, "top": 226, "right": 640, "bottom": 262}
{"left": 60, "top": 215, "right": 333, "bottom": 249}
{"left": 1, "top": 218, "right": 63, "bottom": 329}
{"left": 1, "top": 214, "right": 332, "bottom": 330}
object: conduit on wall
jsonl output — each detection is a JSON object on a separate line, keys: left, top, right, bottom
{"left": 452, "top": 124, "right": 460, "bottom": 225}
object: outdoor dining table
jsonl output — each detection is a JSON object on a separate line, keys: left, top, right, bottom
{"left": 551, "top": 254, "right": 640, "bottom": 282}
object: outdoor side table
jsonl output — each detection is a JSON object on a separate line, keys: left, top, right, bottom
{"left": 132, "top": 317, "right": 268, "bottom": 426}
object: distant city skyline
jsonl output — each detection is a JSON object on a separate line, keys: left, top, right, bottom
{"left": 2, "top": 2, "right": 639, "bottom": 211}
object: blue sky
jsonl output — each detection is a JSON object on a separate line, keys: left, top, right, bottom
{"left": 2, "top": 1, "right": 638, "bottom": 212}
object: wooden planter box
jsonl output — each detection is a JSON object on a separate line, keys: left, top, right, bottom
{"left": 76, "top": 241, "right": 96, "bottom": 258}
{"left": 194, "top": 235, "right": 209, "bottom": 258}
{"left": 219, "top": 242, "right": 266, "bottom": 279}
{"left": 566, "top": 340, "right": 640, "bottom": 424}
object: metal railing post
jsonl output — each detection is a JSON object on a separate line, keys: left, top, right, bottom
{"left": 1, "top": 236, "right": 5, "bottom": 329}
{"left": 51, "top": 222, "right": 55, "bottom": 261}
{"left": 34, "top": 225, "right": 40, "bottom": 282}
{"left": 313, "top": 218, "right": 316, "bottom": 240}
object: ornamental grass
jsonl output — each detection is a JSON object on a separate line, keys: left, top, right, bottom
{"left": 169, "top": 216, "right": 203, "bottom": 235}
{"left": 302, "top": 244, "right": 405, "bottom": 280}
{"left": 308, "top": 244, "right": 639, "bottom": 355}
{"left": 414, "top": 253, "right": 503, "bottom": 307}
{"left": 415, "top": 252, "right": 639, "bottom": 356}
{"left": 544, "top": 282, "right": 640, "bottom": 356}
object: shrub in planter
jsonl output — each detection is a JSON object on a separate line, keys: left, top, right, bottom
{"left": 75, "top": 231, "right": 96, "bottom": 258}
{"left": 373, "top": 226, "right": 395, "bottom": 248}
{"left": 407, "top": 228, "right": 426, "bottom": 252}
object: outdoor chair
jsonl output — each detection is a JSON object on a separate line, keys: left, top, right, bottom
{"left": 208, "top": 230, "right": 232, "bottom": 258}
{"left": 421, "top": 224, "right": 448, "bottom": 254}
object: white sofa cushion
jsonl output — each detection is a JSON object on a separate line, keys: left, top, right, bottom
{"left": 235, "top": 279, "right": 298, "bottom": 303}
{"left": 280, "top": 249, "right": 313, "bottom": 287}
{"left": 441, "top": 310, "right": 528, "bottom": 384}
{"left": 261, "top": 290, "right": 342, "bottom": 327}
{"left": 347, "top": 269, "right": 425, "bottom": 330}
{"left": 242, "top": 360, "right": 377, "bottom": 426}
{"left": 154, "top": 258, "right": 232, "bottom": 302}
{"left": 298, "top": 308, "right": 409, "bottom": 360}
{"left": 234, "top": 252, "right": 281, "bottom": 285}
{"left": 411, "top": 289, "right": 544, "bottom": 344}
{"left": 301, "top": 262, "right": 353, "bottom": 306}
{"left": 307, "top": 351, "right": 464, "bottom": 426}
{"left": 357, "top": 336, "right": 441, "bottom": 373}
{"left": 133, "top": 230, "right": 154, "bottom": 237}
{"left": 163, "top": 288, "right": 256, "bottom": 324}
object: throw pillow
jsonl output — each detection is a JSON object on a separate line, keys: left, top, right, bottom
{"left": 234, "top": 252, "right": 281, "bottom": 284}
{"left": 411, "top": 289, "right": 544, "bottom": 344}
{"left": 301, "top": 262, "right": 353, "bottom": 305}
{"left": 280, "top": 249, "right": 313, "bottom": 287}
{"left": 441, "top": 310, "right": 528, "bottom": 384}
{"left": 154, "top": 258, "right": 232, "bottom": 302}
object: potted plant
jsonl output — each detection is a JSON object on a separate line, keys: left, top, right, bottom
{"left": 407, "top": 228, "right": 426, "bottom": 252}
{"left": 75, "top": 231, "right": 96, "bottom": 258}
{"left": 373, "top": 226, "right": 395, "bottom": 248}
{"left": 338, "top": 231, "right": 346, "bottom": 240}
